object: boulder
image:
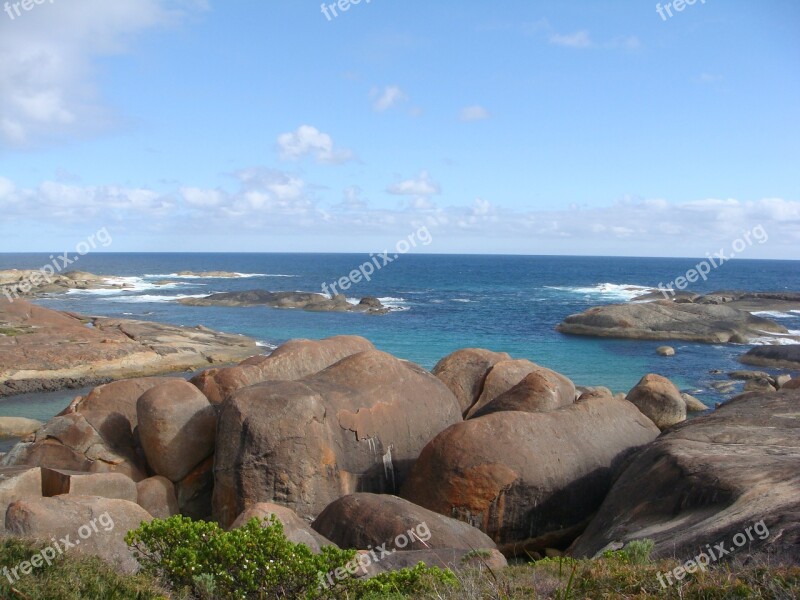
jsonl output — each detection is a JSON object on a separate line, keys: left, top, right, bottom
{"left": 469, "top": 369, "right": 575, "bottom": 419}
{"left": 656, "top": 346, "right": 675, "bottom": 357}
{"left": 213, "top": 350, "right": 462, "bottom": 526}
{"left": 41, "top": 468, "right": 137, "bottom": 502}
{"left": 0, "top": 412, "right": 146, "bottom": 481}
{"left": 775, "top": 374, "right": 792, "bottom": 389}
{"left": 401, "top": 396, "right": 660, "bottom": 549}
{"left": 192, "top": 335, "right": 375, "bottom": 404}
{"left": 5, "top": 496, "right": 153, "bottom": 573}
{"left": 626, "top": 374, "right": 687, "bottom": 430}
{"left": 0, "top": 417, "right": 43, "bottom": 438}
{"left": 312, "top": 493, "right": 496, "bottom": 552}
{"left": 740, "top": 344, "right": 800, "bottom": 369}
{"left": 136, "top": 475, "right": 179, "bottom": 519}
{"left": 782, "top": 378, "right": 800, "bottom": 390}
{"left": 681, "top": 393, "right": 708, "bottom": 412}
{"left": 570, "top": 390, "right": 800, "bottom": 562}
{"left": 137, "top": 379, "right": 216, "bottom": 482}
{"left": 557, "top": 301, "right": 788, "bottom": 344}
{"left": 0, "top": 467, "right": 41, "bottom": 533}
{"left": 432, "top": 348, "right": 511, "bottom": 415}
{"left": 229, "top": 502, "right": 335, "bottom": 553}
{"left": 744, "top": 378, "right": 777, "bottom": 393}
{"left": 465, "top": 359, "right": 575, "bottom": 419}
{"left": 176, "top": 455, "right": 214, "bottom": 520}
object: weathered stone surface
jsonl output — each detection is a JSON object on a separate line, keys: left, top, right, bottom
{"left": 213, "top": 349, "right": 462, "bottom": 526}
{"left": 570, "top": 390, "right": 800, "bottom": 562}
{"left": 137, "top": 380, "right": 216, "bottom": 482}
{"left": 0, "top": 412, "right": 146, "bottom": 481}
{"left": 41, "top": 468, "right": 137, "bottom": 502}
{"left": 229, "top": 503, "right": 336, "bottom": 553}
{"left": 176, "top": 455, "right": 214, "bottom": 520}
{"left": 469, "top": 369, "right": 575, "bottom": 419}
{"left": 179, "top": 290, "right": 388, "bottom": 314}
{"left": 402, "top": 396, "right": 660, "bottom": 548}
{"left": 740, "top": 344, "right": 800, "bottom": 369}
{"left": 192, "top": 336, "right": 375, "bottom": 404}
{"left": 312, "top": 493, "right": 496, "bottom": 552}
{"left": 0, "top": 298, "right": 258, "bottom": 398}
{"left": 5, "top": 496, "right": 153, "bottom": 573}
{"left": 557, "top": 301, "right": 789, "bottom": 344}
{"left": 681, "top": 393, "right": 709, "bottom": 412}
{"left": 626, "top": 374, "right": 687, "bottom": 430}
{"left": 0, "top": 416, "right": 43, "bottom": 438}
{"left": 432, "top": 348, "right": 511, "bottom": 416}
{"left": 0, "top": 467, "right": 41, "bottom": 533}
{"left": 136, "top": 475, "right": 179, "bottom": 519}
{"left": 360, "top": 548, "right": 508, "bottom": 577}
{"left": 466, "top": 360, "right": 575, "bottom": 419}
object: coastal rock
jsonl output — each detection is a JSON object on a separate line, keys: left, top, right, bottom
{"left": 212, "top": 349, "right": 462, "bottom": 526}
{"left": 431, "top": 348, "right": 511, "bottom": 416}
{"left": 360, "top": 548, "right": 507, "bottom": 577}
{"left": 311, "top": 493, "right": 497, "bottom": 551}
{"left": 556, "top": 301, "right": 789, "bottom": 344}
{"left": 570, "top": 390, "right": 800, "bottom": 562}
{"left": 192, "top": 335, "right": 375, "bottom": 404}
{"left": 465, "top": 359, "right": 575, "bottom": 419}
{"left": 0, "top": 299, "right": 258, "bottom": 398}
{"left": 136, "top": 380, "right": 216, "bottom": 482}
{"left": 681, "top": 393, "right": 708, "bottom": 412}
{"left": 782, "top": 378, "right": 800, "bottom": 390}
{"left": 0, "top": 412, "right": 146, "bottom": 482}
{"left": 0, "top": 416, "right": 43, "bottom": 438}
{"left": 775, "top": 374, "right": 792, "bottom": 389}
{"left": 626, "top": 374, "right": 687, "bottom": 430}
{"left": 0, "top": 467, "right": 41, "bottom": 533}
{"left": 656, "top": 346, "right": 675, "bottom": 356}
{"left": 176, "top": 455, "right": 214, "bottom": 520}
{"left": 744, "top": 378, "right": 776, "bottom": 393}
{"left": 740, "top": 344, "right": 800, "bottom": 369}
{"left": 136, "top": 475, "right": 179, "bottom": 519}
{"left": 5, "top": 496, "right": 153, "bottom": 573}
{"left": 401, "top": 396, "right": 660, "bottom": 549}
{"left": 229, "top": 503, "right": 336, "bottom": 553}
{"left": 179, "top": 290, "right": 389, "bottom": 314}
{"left": 469, "top": 369, "right": 575, "bottom": 419}
{"left": 41, "top": 468, "right": 138, "bottom": 502}
{"left": 0, "top": 269, "right": 117, "bottom": 299}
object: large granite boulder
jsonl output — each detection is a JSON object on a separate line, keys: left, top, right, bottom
{"left": 0, "top": 417, "right": 43, "bottom": 438}
{"left": 465, "top": 360, "right": 575, "bottom": 419}
{"left": 740, "top": 344, "right": 800, "bottom": 369}
{"left": 229, "top": 503, "right": 336, "bottom": 553}
{"left": 570, "top": 390, "right": 800, "bottom": 562}
{"left": 312, "top": 493, "right": 496, "bottom": 552}
{"left": 136, "top": 475, "right": 179, "bottom": 519}
{"left": 213, "top": 349, "right": 462, "bottom": 526}
{"left": 41, "top": 468, "right": 138, "bottom": 502}
{"left": 402, "top": 396, "right": 660, "bottom": 550}
{"left": 432, "top": 349, "right": 511, "bottom": 416}
{"left": 557, "top": 301, "right": 788, "bottom": 344}
{"left": 0, "top": 466, "right": 41, "bottom": 533}
{"left": 626, "top": 374, "right": 687, "bottom": 430}
{"left": 5, "top": 496, "right": 153, "bottom": 573}
{"left": 137, "top": 379, "right": 216, "bottom": 482}
{"left": 192, "top": 335, "right": 375, "bottom": 404}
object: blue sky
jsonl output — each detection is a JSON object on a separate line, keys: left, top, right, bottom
{"left": 0, "top": 0, "right": 798, "bottom": 257}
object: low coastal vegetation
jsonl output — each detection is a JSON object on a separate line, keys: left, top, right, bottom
{"left": 2, "top": 530, "right": 798, "bottom": 599}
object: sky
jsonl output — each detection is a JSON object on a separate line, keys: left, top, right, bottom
{"left": 0, "top": 0, "right": 798, "bottom": 257}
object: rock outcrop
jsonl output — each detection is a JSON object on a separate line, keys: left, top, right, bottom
{"left": 570, "top": 390, "right": 800, "bottom": 563}
{"left": 432, "top": 348, "right": 511, "bottom": 416}
{"left": 402, "top": 396, "right": 660, "bottom": 551}
{"left": 212, "top": 349, "right": 462, "bottom": 526}
{"left": 740, "top": 344, "right": 800, "bottom": 369}
{"left": 626, "top": 374, "right": 687, "bottom": 430}
{"left": 179, "top": 290, "right": 389, "bottom": 314}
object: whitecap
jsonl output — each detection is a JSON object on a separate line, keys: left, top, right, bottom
{"left": 451, "top": 298, "right": 474, "bottom": 303}
{"left": 103, "top": 293, "right": 209, "bottom": 304}
{"left": 545, "top": 283, "right": 654, "bottom": 301}
{"left": 143, "top": 273, "right": 295, "bottom": 279}
{"left": 752, "top": 311, "right": 796, "bottom": 319}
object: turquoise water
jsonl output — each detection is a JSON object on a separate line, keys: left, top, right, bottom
{"left": 1, "top": 253, "right": 799, "bottom": 434}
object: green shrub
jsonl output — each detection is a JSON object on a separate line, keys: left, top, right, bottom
{"left": 126, "top": 515, "right": 456, "bottom": 600}
{"left": 601, "top": 538, "right": 655, "bottom": 565}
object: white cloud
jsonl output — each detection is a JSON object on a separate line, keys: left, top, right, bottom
{"left": 549, "top": 30, "right": 592, "bottom": 48}
{"left": 0, "top": 0, "right": 207, "bottom": 147}
{"left": 387, "top": 171, "right": 441, "bottom": 197}
{"left": 277, "top": 125, "right": 354, "bottom": 165}
{"left": 459, "top": 105, "right": 490, "bottom": 122}
{"left": 371, "top": 85, "right": 408, "bottom": 112}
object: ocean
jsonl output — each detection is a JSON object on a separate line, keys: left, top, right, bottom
{"left": 1, "top": 253, "right": 799, "bottom": 433}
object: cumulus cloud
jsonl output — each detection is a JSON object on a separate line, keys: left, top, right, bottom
{"left": 459, "top": 105, "right": 490, "bottom": 122}
{"left": 277, "top": 125, "right": 354, "bottom": 165}
{"left": 549, "top": 30, "right": 592, "bottom": 48}
{"left": 387, "top": 171, "right": 441, "bottom": 197}
{"left": 371, "top": 85, "right": 408, "bottom": 112}
{"left": 0, "top": 0, "right": 207, "bottom": 147}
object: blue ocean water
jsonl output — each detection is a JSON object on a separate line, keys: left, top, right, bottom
{"left": 1, "top": 253, "right": 799, "bottom": 427}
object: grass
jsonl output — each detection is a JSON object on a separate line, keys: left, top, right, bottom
{"left": 1, "top": 535, "right": 797, "bottom": 600}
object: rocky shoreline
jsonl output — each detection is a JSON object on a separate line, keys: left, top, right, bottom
{"left": 179, "top": 290, "right": 390, "bottom": 314}
{"left": 0, "top": 336, "right": 797, "bottom": 578}
{"left": 0, "top": 298, "right": 259, "bottom": 398}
